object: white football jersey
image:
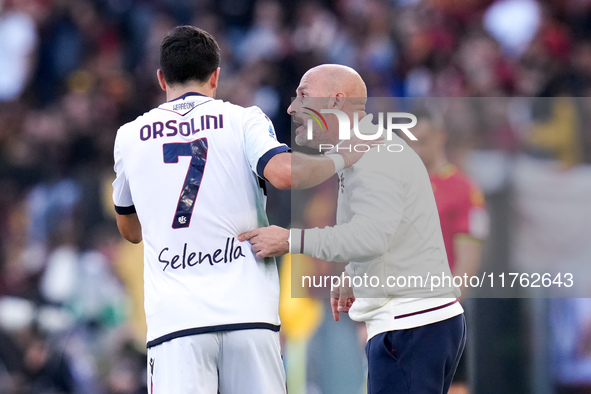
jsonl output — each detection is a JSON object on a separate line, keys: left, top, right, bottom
{"left": 113, "top": 93, "right": 289, "bottom": 347}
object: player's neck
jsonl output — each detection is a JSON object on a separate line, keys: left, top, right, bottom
{"left": 166, "top": 83, "right": 215, "bottom": 101}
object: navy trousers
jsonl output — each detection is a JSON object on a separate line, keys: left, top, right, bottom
{"left": 365, "top": 314, "right": 466, "bottom": 394}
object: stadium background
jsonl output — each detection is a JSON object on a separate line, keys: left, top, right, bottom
{"left": 1, "top": 0, "right": 591, "bottom": 392}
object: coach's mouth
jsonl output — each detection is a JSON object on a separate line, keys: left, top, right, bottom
{"left": 292, "top": 116, "right": 304, "bottom": 133}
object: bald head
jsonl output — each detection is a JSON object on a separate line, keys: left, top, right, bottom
{"left": 301, "top": 64, "right": 367, "bottom": 99}
{"left": 288, "top": 64, "right": 368, "bottom": 147}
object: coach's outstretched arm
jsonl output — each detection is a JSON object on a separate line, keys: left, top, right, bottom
{"left": 263, "top": 112, "right": 381, "bottom": 190}
{"left": 263, "top": 135, "right": 377, "bottom": 190}
{"left": 263, "top": 151, "right": 353, "bottom": 190}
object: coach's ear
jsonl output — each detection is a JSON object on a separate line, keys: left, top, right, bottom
{"left": 157, "top": 69, "right": 167, "bottom": 91}
{"left": 329, "top": 92, "right": 347, "bottom": 110}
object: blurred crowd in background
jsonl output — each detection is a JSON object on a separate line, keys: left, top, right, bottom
{"left": 1, "top": 0, "right": 591, "bottom": 392}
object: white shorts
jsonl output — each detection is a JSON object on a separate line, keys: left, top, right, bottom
{"left": 146, "top": 329, "right": 286, "bottom": 394}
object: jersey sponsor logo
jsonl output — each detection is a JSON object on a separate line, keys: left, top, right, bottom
{"left": 158, "top": 237, "right": 246, "bottom": 271}
{"left": 140, "top": 114, "right": 224, "bottom": 141}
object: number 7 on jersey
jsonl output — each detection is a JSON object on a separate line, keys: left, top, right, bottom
{"left": 163, "top": 138, "right": 208, "bottom": 229}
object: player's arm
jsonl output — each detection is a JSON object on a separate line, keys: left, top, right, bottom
{"left": 263, "top": 152, "right": 343, "bottom": 190}
{"left": 112, "top": 132, "right": 142, "bottom": 243}
{"left": 116, "top": 212, "right": 142, "bottom": 244}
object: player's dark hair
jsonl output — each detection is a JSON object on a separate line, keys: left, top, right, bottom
{"left": 160, "top": 26, "right": 220, "bottom": 85}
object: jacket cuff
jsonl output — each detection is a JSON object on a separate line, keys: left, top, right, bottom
{"left": 289, "top": 229, "right": 302, "bottom": 254}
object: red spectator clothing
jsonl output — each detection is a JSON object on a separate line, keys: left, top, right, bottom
{"left": 430, "top": 164, "right": 488, "bottom": 273}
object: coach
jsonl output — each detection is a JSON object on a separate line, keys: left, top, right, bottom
{"left": 240, "top": 64, "right": 466, "bottom": 394}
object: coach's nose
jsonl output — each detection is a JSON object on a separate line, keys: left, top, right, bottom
{"left": 287, "top": 96, "right": 302, "bottom": 115}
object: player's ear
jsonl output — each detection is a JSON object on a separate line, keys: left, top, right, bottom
{"left": 209, "top": 67, "right": 221, "bottom": 89}
{"left": 157, "top": 69, "right": 167, "bottom": 91}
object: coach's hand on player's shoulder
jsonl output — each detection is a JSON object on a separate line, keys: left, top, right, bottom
{"left": 238, "top": 225, "right": 289, "bottom": 258}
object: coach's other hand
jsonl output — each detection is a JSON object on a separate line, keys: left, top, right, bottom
{"left": 238, "top": 225, "right": 289, "bottom": 258}
{"left": 330, "top": 273, "right": 355, "bottom": 322}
